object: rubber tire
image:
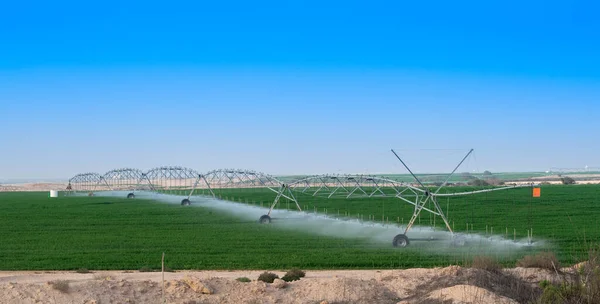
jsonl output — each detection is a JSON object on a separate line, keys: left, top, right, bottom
{"left": 181, "top": 199, "right": 191, "bottom": 206}
{"left": 259, "top": 215, "right": 271, "bottom": 224}
{"left": 127, "top": 193, "right": 135, "bottom": 199}
{"left": 393, "top": 234, "right": 410, "bottom": 247}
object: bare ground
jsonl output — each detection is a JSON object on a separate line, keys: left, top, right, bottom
{"left": 0, "top": 266, "right": 568, "bottom": 304}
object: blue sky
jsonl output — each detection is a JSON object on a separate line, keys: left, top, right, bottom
{"left": 1, "top": 0, "right": 599, "bottom": 180}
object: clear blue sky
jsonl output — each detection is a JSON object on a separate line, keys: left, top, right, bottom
{"left": 1, "top": 0, "right": 599, "bottom": 180}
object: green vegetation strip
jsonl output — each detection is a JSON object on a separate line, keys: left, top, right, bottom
{"left": 1, "top": 185, "right": 599, "bottom": 270}
{"left": 204, "top": 184, "right": 600, "bottom": 266}
{"left": 0, "top": 192, "right": 450, "bottom": 270}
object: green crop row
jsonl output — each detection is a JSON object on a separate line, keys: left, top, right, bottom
{"left": 1, "top": 185, "right": 599, "bottom": 270}
{"left": 203, "top": 184, "right": 600, "bottom": 265}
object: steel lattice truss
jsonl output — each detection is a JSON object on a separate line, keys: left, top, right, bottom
{"left": 144, "top": 166, "right": 200, "bottom": 195}
{"left": 102, "top": 168, "right": 147, "bottom": 191}
{"left": 68, "top": 172, "right": 106, "bottom": 192}
{"left": 200, "top": 169, "right": 301, "bottom": 213}
{"left": 288, "top": 174, "right": 421, "bottom": 199}
{"left": 67, "top": 168, "right": 300, "bottom": 213}
{"left": 201, "top": 169, "right": 283, "bottom": 190}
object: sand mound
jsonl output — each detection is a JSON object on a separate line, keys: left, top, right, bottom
{"left": 0, "top": 266, "right": 556, "bottom": 304}
{"left": 427, "top": 284, "right": 518, "bottom": 304}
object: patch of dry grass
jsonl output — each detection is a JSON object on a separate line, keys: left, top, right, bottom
{"left": 75, "top": 268, "right": 91, "bottom": 274}
{"left": 471, "top": 256, "right": 502, "bottom": 273}
{"left": 538, "top": 246, "right": 600, "bottom": 303}
{"left": 48, "top": 280, "right": 70, "bottom": 293}
{"left": 517, "top": 252, "right": 561, "bottom": 271}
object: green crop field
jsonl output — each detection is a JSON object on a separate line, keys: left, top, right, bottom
{"left": 1, "top": 185, "right": 599, "bottom": 271}
{"left": 0, "top": 192, "right": 462, "bottom": 271}
{"left": 199, "top": 184, "right": 600, "bottom": 265}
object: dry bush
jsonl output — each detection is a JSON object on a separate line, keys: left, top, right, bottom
{"left": 410, "top": 263, "right": 540, "bottom": 303}
{"left": 49, "top": 280, "right": 70, "bottom": 293}
{"left": 485, "top": 178, "right": 505, "bottom": 186}
{"left": 282, "top": 268, "right": 306, "bottom": 282}
{"left": 470, "top": 269, "right": 541, "bottom": 303}
{"left": 164, "top": 266, "right": 175, "bottom": 272}
{"left": 468, "top": 178, "right": 489, "bottom": 187}
{"left": 538, "top": 246, "right": 600, "bottom": 303}
{"left": 138, "top": 266, "right": 154, "bottom": 272}
{"left": 257, "top": 272, "right": 279, "bottom": 283}
{"left": 75, "top": 268, "right": 91, "bottom": 274}
{"left": 517, "top": 252, "right": 561, "bottom": 271}
{"left": 287, "top": 268, "right": 306, "bottom": 278}
{"left": 471, "top": 256, "right": 502, "bottom": 273}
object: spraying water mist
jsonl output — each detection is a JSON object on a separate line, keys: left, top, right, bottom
{"left": 95, "top": 190, "right": 544, "bottom": 258}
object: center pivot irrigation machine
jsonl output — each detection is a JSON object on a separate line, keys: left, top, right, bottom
{"left": 67, "top": 149, "right": 535, "bottom": 248}
{"left": 254, "top": 149, "right": 534, "bottom": 247}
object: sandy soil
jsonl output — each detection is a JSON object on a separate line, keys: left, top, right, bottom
{"left": 0, "top": 183, "right": 68, "bottom": 192}
{"left": 0, "top": 266, "right": 567, "bottom": 304}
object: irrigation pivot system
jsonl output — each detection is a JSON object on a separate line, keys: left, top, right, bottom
{"left": 389, "top": 149, "right": 538, "bottom": 246}
{"left": 201, "top": 169, "right": 300, "bottom": 223}
{"left": 67, "top": 149, "right": 533, "bottom": 247}
{"left": 67, "top": 167, "right": 297, "bottom": 210}
{"left": 277, "top": 149, "right": 532, "bottom": 247}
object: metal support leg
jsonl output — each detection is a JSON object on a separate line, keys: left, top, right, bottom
{"left": 404, "top": 195, "right": 428, "bottom": 234}
{"left": 431, "top": 197, "right": 454, "bottom": 233}
{"left": 286, "top": 186, "right": 302, "bottom": 211}
{"left": 187, "top": 175, "right": 202, "bottom": 200}
{"left": 268, "top": 185, "right": 285, "bottom": 216}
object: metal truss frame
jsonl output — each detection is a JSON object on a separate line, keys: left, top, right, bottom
{"left": 144, "top": 166, "right": 201, "bottom": 196}
{"left": 67, "top": 172, "right": 108, "bottom": 193}
{"left": 101, "top": 168, "right": 148, "bottom": 192}
{"left": 389, "top": 149, "right": 530, "bottom": 236}
{"left": 66, "top": 168, "right": 299, "bottom": 215}
{"left": 199, "top": 169, "right": 300, "bottom": 216}
{"left": 288, "top": 174, "right": 423, "bottom": 200}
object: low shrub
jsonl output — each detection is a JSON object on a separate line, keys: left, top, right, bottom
{"left": 561, "top": 176, "right": 576, "bottom": 185}
{"left": 471, "top": 269, "right": 541, "bottom": 303}
{"left": 471, "top": 256, "right": 502, "bottom": 273}
{"left": 258, "top": 272, "right": 279, "bottom": 283}
{"left": 282, "top": 273, "right": 300, "bottom": 282}
{"left": 75, "top": 268, "right": 91, "bottom": 274}
{"left": 49, "top": 280, "right": 70, "bottom": 293}
{"left": 282, "top": 268, "right": 306, "bottom": 282}
{"left": 287, "top": 268, "right": 306, "bottom": 278}
{"left": 164, "top": 266, "right": 175, "bottom": 272}
{"left": 467, "top": 178, "right": 489, "bottom": 187}
{"left": 236, "top": 277, "right": 251, "bottom": 283}
{"left": 517, "top": 252, "right": 560, "bottom": 271}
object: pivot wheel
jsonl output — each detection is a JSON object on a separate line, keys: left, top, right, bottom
{"left": 259, "top": 215, "right": 271, "bottom": 224}
{"left": 393, "top": 234, "right": 410, "bottom": 248}
{"left": 127, "top": 193, "right": 135, "bottom": 199}
{"left": 181, "top": 199, "right": 191, "bottom": 206}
